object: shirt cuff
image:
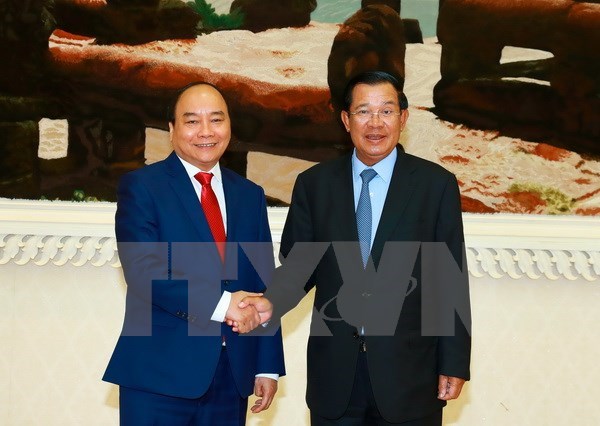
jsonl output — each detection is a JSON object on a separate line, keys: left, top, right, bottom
{"left": 255, "top": 373, "right": 279, "bottom": 381}
{"left": 211, "top": 291, "right": 231, "bottom": 322}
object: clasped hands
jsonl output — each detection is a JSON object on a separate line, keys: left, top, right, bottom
{"left": 225, "top": 291, "right": 273, "bottom": 333}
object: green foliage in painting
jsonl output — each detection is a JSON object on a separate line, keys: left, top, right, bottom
{"left": 41, "top": 189, "right": 104, "bottom": 202}
{"left": 187, "top": 0, "right": 244, "bottom": 33}
{"left": 508, "top": 183, "right": 574, "bottom": 214}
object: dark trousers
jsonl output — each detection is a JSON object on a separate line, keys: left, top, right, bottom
{"left": 311, "top": 352, "right": 442, "bottom": 426}
{"left": 119, "top": 348, "right": 247, "bottom": 426}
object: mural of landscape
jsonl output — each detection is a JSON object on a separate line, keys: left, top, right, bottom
{"left": 0, "top": 0, "right": 598, "bottom": 215}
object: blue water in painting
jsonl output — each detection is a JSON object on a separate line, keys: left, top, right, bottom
{"left": 209, "top": 1, "right": 439, "bottom": 38}
{"left": 311, "top": 0, "right": 439, "bottom": 38}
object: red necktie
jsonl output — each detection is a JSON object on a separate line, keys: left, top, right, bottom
{"left": 194, "top": 172, "right": 226, "bottom": 262}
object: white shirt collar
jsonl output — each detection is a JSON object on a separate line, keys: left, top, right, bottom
{"left": 351, "top": 147, "right": 397, "bottom": 184}
{"left": 177, "top": 155, "right": 223, "bottom": 184}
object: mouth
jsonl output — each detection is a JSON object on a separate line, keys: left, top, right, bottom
{"left": 194, "top": 143, "right": 217, "bottom": 148}
{"left": 365, "top": 134, "right": 386, "bottom": 141}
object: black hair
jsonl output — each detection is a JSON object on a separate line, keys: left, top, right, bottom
{"left": 342, "top": 71, "right": 408, "bottom": 111}
{"left": 167, "top": 81, "right": 227, "bottom": 124}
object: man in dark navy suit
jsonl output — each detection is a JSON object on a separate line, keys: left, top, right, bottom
{"left": 103, "top": 82, "right": 285, "bottom": 425}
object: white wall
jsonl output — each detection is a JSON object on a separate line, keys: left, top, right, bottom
{"left": 1, "top": 201, "right": 599, "bottom": 425}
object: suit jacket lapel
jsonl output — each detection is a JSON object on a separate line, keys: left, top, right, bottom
{"left": 164, "top": 152, "right": 214, "bottom": 241}
{"left": 221, "top": 168, "right": 238, "bottom": 242}
{"left": 371, "top": 148, "right": 416, "bottom": 266}
{"left": 331, "top": 155, "right": 359, "bottom": 242}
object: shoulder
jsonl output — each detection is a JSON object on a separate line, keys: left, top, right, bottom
{"left": 400, "top": 151, "right": 456, "bottom": 181}
{"left": 119, "top": 165, "right": 167, "bottom": 198}
{"left": 117, "top": 156, "right": 177, "bottom": 197}
{"left": 297, "top": 152, "right": 351, "bottom": 183}
{"left": 118, "top": 161, "right": 164, "bottom": 188}
{"left": 221, "top": 167, "right": 265, "bottom": 195}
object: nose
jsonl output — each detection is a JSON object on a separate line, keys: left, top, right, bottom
{"left": 367, "top": 112, "right": 384, "bottom": 125}
{"left": 196, "top": 117, "right": 214, "bottom": 137}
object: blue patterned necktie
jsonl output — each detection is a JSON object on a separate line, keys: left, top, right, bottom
{"left": 356, "top": 168, "right": 377, "bottom": 267}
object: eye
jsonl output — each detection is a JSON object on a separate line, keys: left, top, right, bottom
{"left": 211, "top": 117, "right": 224, "bottom": 123}
{"left": 355, "top": 110, "right": 370, "bottom": 117}
{"left": 381, "top": 109, "right": 395, "bottom": 117}
{"left": 185, "top": 120, "right": 198, "bottom": 125}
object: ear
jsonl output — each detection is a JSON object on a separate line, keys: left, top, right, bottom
{"left": 400, "top": 109, "right": 409, "bottom": 131}
{"left": 340, "top": 110, "right": 350, "bottom": 132}
{"left": 168, "top": 121, "right": 174, "bottom": 142}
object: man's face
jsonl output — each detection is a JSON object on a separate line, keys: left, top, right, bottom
{"left": 341, "top": 82, "right": 409, "bottom": 166}
{"left": 169, "top": 84, "right": 231, "bottom": 171}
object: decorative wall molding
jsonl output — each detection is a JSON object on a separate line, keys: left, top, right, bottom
{"left": 466, "top": 247, "right": 599, "bottom": 282}
{"left": 1, "top": 199, "right": 598, "bottom": 281}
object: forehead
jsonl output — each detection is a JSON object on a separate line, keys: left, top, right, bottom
{"left": 351, "top": 82, "right": 399, "bottom": 105}
{"left": 175, "top": 85, "right": 228, "bottom": 115}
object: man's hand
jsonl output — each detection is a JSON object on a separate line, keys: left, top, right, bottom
{"left": 250, "top": 377, "right": 277, "bottom": 413}
{"left": 227, "top": 295, "right": 273, "bottom": 333}
{"left": 225, "top": 291, "right": 261, "bottom": 333}
{"left": 437, "top": 375, "right": 466, "bottom": 400}
{"left": 240, "top": 295, "right": 273, "bottom": 324}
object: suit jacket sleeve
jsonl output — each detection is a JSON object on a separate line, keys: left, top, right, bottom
{"left": 115, "top": 171, "right": 223, "bottom": 331}
{"left": 434, "top": 174, "right": 471, "bottom": 380}
{"left": 254, "top": 187, "right": 286, "bottom": 376}
{"left": 265, "top": 173, "right": 325, "bottom": 321}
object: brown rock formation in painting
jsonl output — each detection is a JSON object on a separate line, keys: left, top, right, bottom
{"left": 106, "top": 0, "right": 160, "bottom": 5}
{"left": 0, "top": 122, "right": 40, "bottom": 199}
{"left": 434, "top": 0, "right": 600, "bottom": 155}
{"left": 0, "top": 0, "right": 56, "bottom": 198}
{"left": 230, "top": 0, "right": 317, "bottom": 32}
{"left": 47, "top": 29, "right": 344, "bottom": 154}
{"left": 402, "top": 18, "right": 423, "bottom": 44}
{"left": 460, "top": 194, "right": 497, "bottom": 214}
{"left": 360, "top": 1, "right": 423, "bottom": 43}
{"left": 43, "top": 24, "right": 349, "bottom": 200}
{"left": 327, "top": 4, "right": 406, "bottom": 113}
{"left": 0, "top": 0, "right": 54, "bottom": 94}
{"left": 54, "top": 0, "right": 199, "bottom": 45}
{"left": 362, "top": 0, "right": 400, "bottom": 14}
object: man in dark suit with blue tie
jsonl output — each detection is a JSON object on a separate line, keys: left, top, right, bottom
{"left": 239, "top": 71, "right": 471, "bottom": 425}
{"left": 103, "top": 82, "right": 285, "bottom": 425}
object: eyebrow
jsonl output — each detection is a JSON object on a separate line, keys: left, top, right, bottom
{"left": 353, "top": 100, "right": 398, "bottom": 109}
{"left": 182, "top": 111, "right": 226, "bottom": 118}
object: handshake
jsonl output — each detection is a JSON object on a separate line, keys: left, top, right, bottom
{"left": 225, "top": 291, "right": 273, "bottom": 333}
